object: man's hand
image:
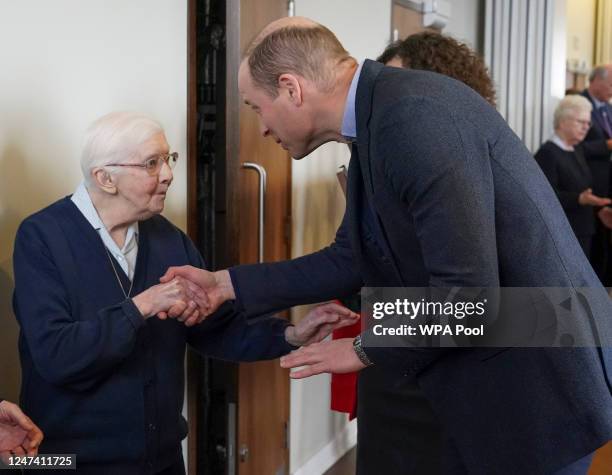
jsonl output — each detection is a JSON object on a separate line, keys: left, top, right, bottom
{"left": 598, "top": 207, "right": 612, "bottom": 229}
{"left": 284, "top": 303, "right": 359, "bottom": 347}
{"left": 0, "top": 400, "right": 43, "bottom": 456}
{"left": 280, "top": 338, "right": 367, "bottom": 379}
{"left": 160, "top": 266, "right": 235, "bottom": 316}
{"left": 578, "top": 188, "right": 611, "bottom": 207}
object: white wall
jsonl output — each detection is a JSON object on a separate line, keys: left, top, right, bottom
{"left": 0, "top": 0, "right": 188, "bottom": 464}
{"left": 290, "top": 1, "right": 392, "bottom": 474}
{"left": 566, "top": 0, "right": 596, "bottom": 73}
{"left": 444, "top": 0, "right": 483, "bottom": 50}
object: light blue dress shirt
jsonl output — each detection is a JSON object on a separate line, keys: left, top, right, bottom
{"left": 341, "top": 62, "right": 363, "bottom": 142}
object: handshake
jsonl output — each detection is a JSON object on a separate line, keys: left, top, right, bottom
{"left": 132, "top": 266, "right": 359, "bottom": 347}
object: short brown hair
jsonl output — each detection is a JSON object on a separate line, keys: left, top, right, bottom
{"left": 246, "top": 24, "right": 354, "bottom": 97}
{"left": 378, "top": 32, "right": 496, "bottom": 107}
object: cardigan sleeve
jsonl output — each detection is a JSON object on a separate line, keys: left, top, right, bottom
{"left": 13, "top": 219, "right": 145, "bottom": 391}
{"left": 180, "top": 233, "right": 296, "bottom": 360}
{"left": 187, "top": 303, "right": 296, "bottom": 361}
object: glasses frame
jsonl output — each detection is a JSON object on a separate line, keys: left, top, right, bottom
{"left": 571, "top": 118, "right": 592, "bottom": 127}
{"left": 105, "top": 152, "right": 179, "bottom": 176}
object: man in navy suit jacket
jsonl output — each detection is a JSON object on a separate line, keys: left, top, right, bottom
{"left": 165, "top": 18, "right": 612, "bottom": 474}
{"left": 581, "top": 65, "right": 612, "bottom": 285}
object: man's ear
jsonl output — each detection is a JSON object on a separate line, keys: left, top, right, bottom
{"left": 92, "top": 168, "right": 117, "bottom": 194}
{"left": 278, "top": 73, "right": 303, "bottom": 106}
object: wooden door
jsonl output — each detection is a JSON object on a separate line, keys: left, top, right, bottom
{"left": 391, "top": 0, "right": 441, "bottom": 42}
{"left": 188, "top": 0, "right": 291, "bottom": 472}
{"left": 235, "top": 0, "right": 291, "bottom": 474}
{"left": 590, "top": 443, "right": 612, "bottom": 474}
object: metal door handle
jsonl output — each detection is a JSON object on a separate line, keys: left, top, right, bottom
{"left": 242, "top": 162, "right": 267, "bottom": 263}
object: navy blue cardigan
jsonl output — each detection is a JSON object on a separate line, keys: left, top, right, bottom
{"left": 13, "top": 197, "right": 294, "bottom": 474}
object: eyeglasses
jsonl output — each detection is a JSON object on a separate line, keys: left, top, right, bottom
{"left": 572, "top": 118, "right": 592, "bottom": 127}
{"left": 106, "top": 152, "right": 179, "bottom": 176}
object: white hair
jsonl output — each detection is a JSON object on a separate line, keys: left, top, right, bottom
{"left": 80, "top": 111, "right": 164, "bottom": 184}
{"left": 553, "top": 95, "right": 592, "bottom": 130}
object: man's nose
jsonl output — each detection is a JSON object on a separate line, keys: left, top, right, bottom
{"left": 259, "top": 120, "right": 269, "bottom": 137}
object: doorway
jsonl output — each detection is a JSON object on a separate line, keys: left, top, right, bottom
{"left": 187, "top": 1, "right": 292, "bottom": 474}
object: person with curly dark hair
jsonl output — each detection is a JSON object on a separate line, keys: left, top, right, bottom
{"left": 378, "top": 31, "right": 496, "bottom": 107}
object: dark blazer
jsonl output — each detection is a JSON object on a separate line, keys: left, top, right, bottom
{"left": 230, "top": 61, "right": 612, "bottom": 474}
{"left": 581, "top": 89, "right": 612, "bottom": 197}
{"left": 535, "top": 141, "right": 596, "bottom": 237}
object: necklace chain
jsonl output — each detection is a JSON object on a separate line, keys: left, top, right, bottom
{"left": 103, "top": 245, "right": 135, "bottom": 299}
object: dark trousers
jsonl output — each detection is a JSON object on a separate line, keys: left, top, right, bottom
{"left": 590, "top": 223, "right": 612, "bottom": 286}
{"left": 356, "top": 366, "right": 443, "bottom": 475}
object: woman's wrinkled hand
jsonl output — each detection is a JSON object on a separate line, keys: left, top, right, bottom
{"left": 132, "top": 277, "right": 210, "bottom": 327}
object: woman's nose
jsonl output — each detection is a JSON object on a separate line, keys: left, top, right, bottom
{"left": 159, "top": 161, "right": 173, "bottom": 184}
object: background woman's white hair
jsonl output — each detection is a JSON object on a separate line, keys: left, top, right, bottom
{"left": 553, "top": 95, "right": 592, "bottom": 130}
{"left": 81, "top": 111, "right": 164, "bottom": 185}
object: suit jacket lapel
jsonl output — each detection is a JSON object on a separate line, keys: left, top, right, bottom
{"left": 353, "top": 61, "right": 405, "bottom": 285}
{"left": 584, "top": 90, "right": 612, "bottom": 138}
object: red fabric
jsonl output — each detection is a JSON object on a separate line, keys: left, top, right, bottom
{"left": 330, "top": 312, "right": 361, "bottom": 420}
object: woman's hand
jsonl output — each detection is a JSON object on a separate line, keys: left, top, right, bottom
{"left": 285, "top": 303, "right": 360, "bottom": 347}
{"left": 132, "top": 277, "right": 209, "bottom": 326}
{"left": 578, "top": 188, "right": 611, "bottom": 207}
{"left": 598, "top": 207, "right": 612, "bottom": 229}
{"left": 0, "top": 400, "right": 43, "bottom": 457}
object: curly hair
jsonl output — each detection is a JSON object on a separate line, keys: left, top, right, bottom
{"left": 377, "top": 32, "right": 496, "bottom": 107}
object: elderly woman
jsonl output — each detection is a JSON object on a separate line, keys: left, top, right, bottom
{"left": 535, "top": 95, "right": 611, "bottom": 257}
{"left": 12, "top": 111, "right": 357, "bottom": 474}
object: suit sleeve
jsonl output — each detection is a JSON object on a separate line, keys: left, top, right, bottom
{"left": 582, "top": 138, "right": 609, "bottom": 159}
{"left": 180, "top": 233, "right": 296, "bottom": 360}
{"left": 534, "top": 146, "right": 582, "bottom": 210}
{"left": 229, "top": 211, "right": 363, "bottom": 318}
{"left": 364, "top": 97, "right": 500, "bottom": 375}
{"left": 13, "top": 220, "right": 145, "bottom": 391}
{"left": 581, "top": 119, "right": 611, "bottom": 160}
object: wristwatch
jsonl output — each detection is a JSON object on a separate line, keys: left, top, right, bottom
{"left": 353, "top": 335, "right": 374, "bottom": 367}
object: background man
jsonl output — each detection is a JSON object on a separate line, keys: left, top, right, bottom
{"left": 581, "top": 65, "right": 612, "bottom": 285}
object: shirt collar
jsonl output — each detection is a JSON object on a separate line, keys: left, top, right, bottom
{"left": 341, "top": 62, "right": 363, "bottom": 142}
{"left": 587, "top": 91, "right": 606, "bottom": 110}
{"left": 71, "top": 181, "right": 139, "bottom": 254}
{"left": 551, "top": 133, "right": 574, "bottom": 152}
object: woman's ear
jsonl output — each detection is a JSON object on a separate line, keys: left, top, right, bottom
{"left": 92, "top": 168, "right": 117, "bottom": 194}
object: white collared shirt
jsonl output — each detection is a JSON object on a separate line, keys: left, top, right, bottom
{"left": 71, "top": 181, "right": 139, "bottom": 281}
{"left": 551, "top": 133, "right": 574, "bottom": 152}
